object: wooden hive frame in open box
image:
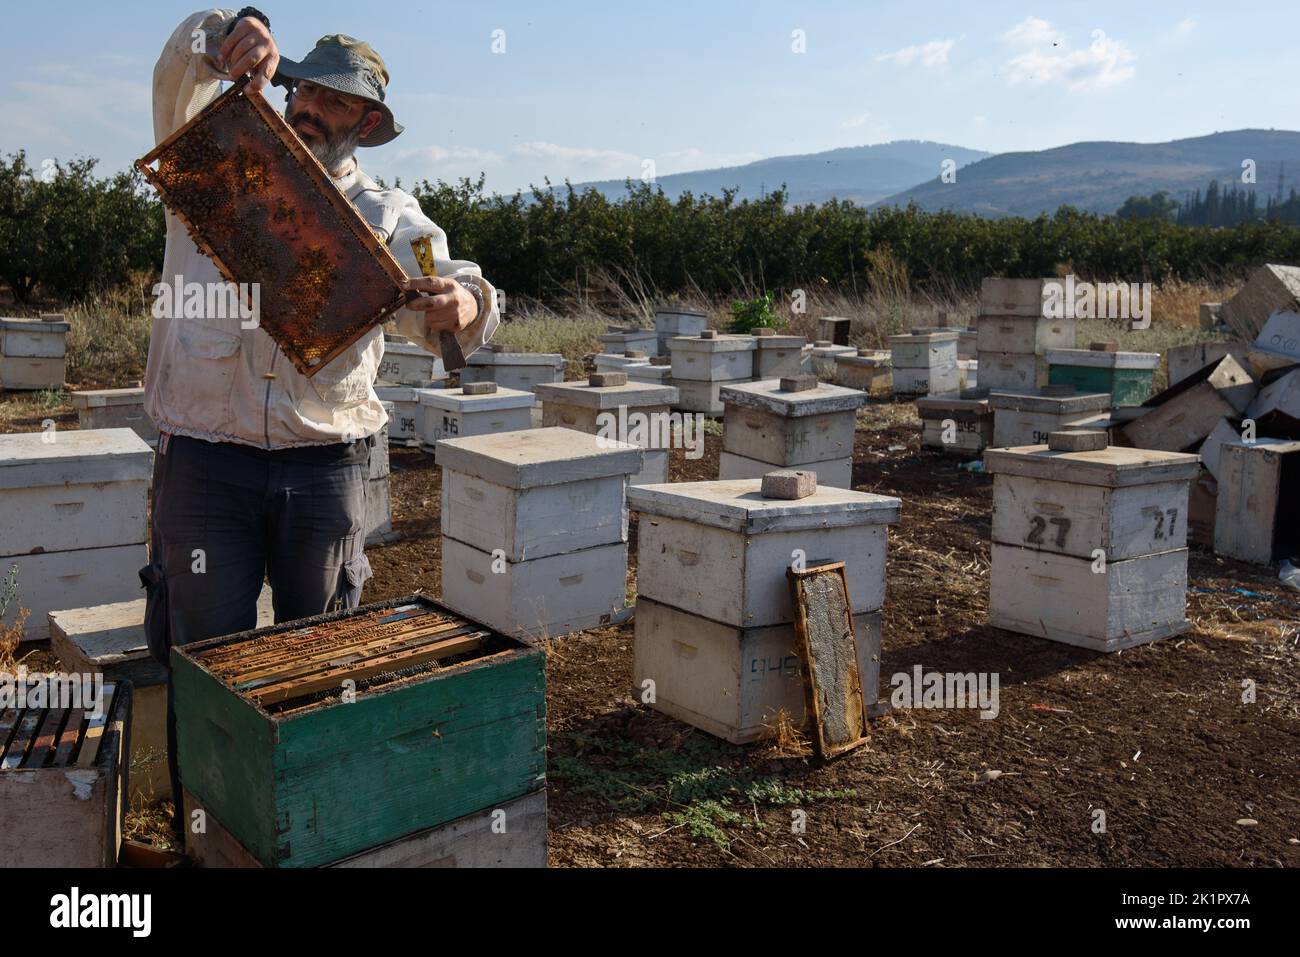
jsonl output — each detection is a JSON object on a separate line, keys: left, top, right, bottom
{"left": 135, "top": 75, "right": 411, "bottom": 378}
{"left": 170, "top": 595, "right": 546, "bottom": 868}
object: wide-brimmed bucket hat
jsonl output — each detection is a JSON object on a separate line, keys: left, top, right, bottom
{"left": 273, "top": 34, "right": 403, "bottom": 147}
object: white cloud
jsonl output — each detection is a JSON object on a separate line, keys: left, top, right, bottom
{"left": 396, "top": 145, "right": 504, "bottom": 167}
{"left": 842, "top": 113, "right": 871, "bottom": 129}
{"left": 1001, "top": 18, "right": 1136, "bottom": 92}
{"left": 509, "top": 141, "right": 640, "bottom": 172}
{"left": 876, "top": 39, "right": 955, "bottom": 68}
{"left": 1175, "top": 16, "right": 1198, "bottom": 35}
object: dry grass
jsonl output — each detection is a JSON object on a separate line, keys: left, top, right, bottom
{"left": 759, "top": 708, "right": 812, "bottom": 758}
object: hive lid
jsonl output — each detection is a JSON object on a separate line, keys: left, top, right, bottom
{"left": 986, "top": 388, "right": 1112, "bottom": 414}
{"left": 465, "top": 351, "right": 565, "bottom": 367}
{"left": 655, "top": 307, "right": 708, "bottom": 318}
{"left": 835, "top": 350, "right": 891, "bottom": 367}
{"left": 983, "top": 444, "right": 1200, "bottom": 487}
{"left": 599, "top": 329, "right": 654, "bottom": 341}
{"left": 69, "top": 387, "right": 146, "bottom": 409}
{"left": 1, "top": 317, "right": 71, "bottom": 333}
{"left": 754, "top": 334, "right": 805, "bottom": 349}
{"left": 417, "top": 385, "right": 536, "bottom": 412}
{"left": 1044, "top": 348, "right": 1159, "bottom": 369}
{"left": 0, "top": 428, "right": 153, "bottom": 490}
{"left": 719, "top": 379, "right": 869, "bottom": 416}
{"left": 888, "top": 331, "right": 959, "bottom": 344}
{"left": 810, "top": 343, "right": 856, "bottom": 355}
{"left": 436, "top": 426, "right": 643, "bottom": 488}
{"left": 375, "top": 385, "right": 441, "bottom": 403}
{"left": 534, "top": 380, "right": 679, "bottom": 409}
{"left": 915, "top": 390, "right": 990, "bottom": 415}
{"left": 669, "top": 334, "right": 756, "bottom": 353}
{"left": 628, "top": 479, "right": 901, "bottom": 533}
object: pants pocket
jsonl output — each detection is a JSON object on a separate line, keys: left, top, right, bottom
{"left": 336, "top": 552, "right": 373, "bottom": 610}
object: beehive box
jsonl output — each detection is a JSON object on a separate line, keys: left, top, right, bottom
{"left": 1, "top": 317, "right": 69, "bottom": 390}
{"left": 976, "top": 313, "right": 1076, "bottom": 354}
{"left": 593, "top": 352, "right": 652, "bottom": 372}
{"left": 988, "top": 389, "right": 1111, "bottom": 448}
{"left": 70, "top": 388, "right": 158, "bottom": 445}
{"left": 1213, "top": 439, "right": 1300, "bottom": 564}
{"left": 627, "top": 478, "right": 900, "bottom": 628}
{"left": 1046, "top": 348, "right": 1159, "bottom": 407}
{"left": 673, "top": 378, "right": 725, "bottom": 415}
{"left": 599, "top": 328, "right": 658, "bottom": 357}
{"left": 1123, "top": 354, "right": 1256, "bottom": 452}
{"left": 915, "top": 390, "right": 993, "bottom": 455}
{"left": 0, "top": 428, "right": 152, "bottom": 641}
{"left": 634, "top": 596, "right": 882, "bottom": 744}
{"left": 718, "top": 379, "right": 866, "bottom": 488}
{"left": 460, "top": 350, "right": 564, "bottom": 393}
{"left": 834, "top": 350, "right": 892, "bottom": 395}
{"left": 816, "top": 316, "right": 852, "bottom": 346}
{"left": 655, "top": 307, "right": 708, "bottom": 353}
{"left": 669, "top": 333, "right": 755, "bottom": 381}
{"left": 185, "top": 787, "right": 546, "bottom": 868}
{"left": 626, "top": 361, "right": 674, "bottom": 385}
{"left": 810, "top": 342, "right": 856, "bottom": 378}
{"left": 978, "top": 351, "right": 1045, "bottom": 391}
{"left": 753, "top": 334, "right": 806, "bottom": 379}
{"left": 979, "top": 277, "right": 1050, "bottom": 317}
{"left": 171, "top": 595, "right": 545, "bottom": 868}
{"left": 418, "top": 386, "right": 535, "bottom": 449}
{"left": 377, "top": 337, "right": 442, "bottom": 386}
{"left": 984, "top": 436, "right": 1199, "bottom": 651}
{"left": 1246, "top": 310, "right": 1300, "bottom": 376}
{"left": 1245, "top": 367, "right": 1300, "bottom": 435}
{"left": 438, "top": 428, "right": 641, "bottom": 639}
{"left": 49, "top": 590, "right": 274, "bottom": 802}
{"left": 364, "top": 416, "right": 394, "bottom": 546}
{"left": 376, "top": 386, "right": 434, "bottom": 446}
{"left": 892, "top": 364, "right": 961, "bottom": 397}
{"left": 1167, "top": 341, "right": 1249, "bottom": 388}
{"left": 1221, "top": 263, "right": 1300, "bottom": 341}
{"left": 958, "top": 358, "right": 978, "bottom": 389}
{"left": 889, "top": 330, "right": 959, "bottom": 369}
{"left": 535, "top": 378, "right": 679, "bottom": 485}
{"left": 0, "top": 681, "right": 131, "bottom": 867}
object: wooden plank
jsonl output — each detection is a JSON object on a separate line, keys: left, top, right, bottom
{"left": 787, "top": 562, "right": 867, "bottom": 759}
{"left": 23, "top": 707, "right": 67, "bottom": 768}
{"left": 51, "top": 708, "right": 84, "bottom": 767}
{"left": 76, "top": 682, "right": 116, "bottom": 769}
{"left": 1, "top": 709, "right": 41, "bottom": 769}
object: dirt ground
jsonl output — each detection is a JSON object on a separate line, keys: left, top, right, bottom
{"left": 362, "top": 402, "right": 1300, "bottom": 868}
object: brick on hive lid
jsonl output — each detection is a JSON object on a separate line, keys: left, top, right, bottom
{"left": 779, "top": 375, "right": 818, "bottom": 393}
{"left": 1048, "top": 430, "right": 1109, "bottom": 452}
{"left": 462, "top": 381, "right": 498, "bottom": 395}
{"left": 700, "top": 329, "right": 717, "bottom": 339}
{"left": 814, "top": 340, "right": 832, "bottom": 347}
{"left": 1039, "top": 383, "right": 1076, "bottom": 397}
{"left": 589, "top": 371, "right": 627, "bottom": 387}
{"left": 761, "top": 469, "right": 817, "bottom": 500}
{"left": 754, "top": 326, "right": 776, "bottom": 337}
{"left": 650, "top": 355, "right": 671, "bottom": 366}
{"left": 624, "top": 350, "right": 647, "bottom": 359}
{"left": 1089, "top": 341, "right": 1119, "bottom": 352}
{"left": 857, "top": 346, "right": 876, "bottom": 357}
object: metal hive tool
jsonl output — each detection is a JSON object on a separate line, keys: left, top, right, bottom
{"left": 191, "top": 601, "right": 504, "bottom": 713}
{"left": 135, "top": 76, "right": 412, "bottom": 378}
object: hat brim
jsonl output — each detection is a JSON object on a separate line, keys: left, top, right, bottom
{"left": 273, "top": 57, "right": 403, "bottom": 147}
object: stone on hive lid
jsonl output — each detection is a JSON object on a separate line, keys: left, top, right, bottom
{"left": 462, "top": 381, "right": 498, "bottom": 395}
{"left": 1047, "top": 430, "right": 1109, "bottom": 452}
{"left": 589, "top": 372, "right": 627, "bottom": 387}
{"left": 761, "top": 469, "right": 816, "bottom": 500}
{"left": 435, "top": 426, "right": 642, "bottom": 489}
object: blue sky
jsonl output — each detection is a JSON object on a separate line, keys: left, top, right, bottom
{"left": 1, "top": 1, "right": 1292, "bottom": 194}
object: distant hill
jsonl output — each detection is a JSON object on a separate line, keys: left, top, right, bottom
{"left": 872, "top": 129, "right": 1300, "bottom": 217}
{"left": 568, "top": 140, "right": 991, "bottom": 206}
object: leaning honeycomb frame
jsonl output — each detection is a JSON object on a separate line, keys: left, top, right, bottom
{"left": 136, "top": 75, "right": 412, "bottom": 378}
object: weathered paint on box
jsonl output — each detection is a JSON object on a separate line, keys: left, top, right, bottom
{"left": 977, "top": 314, "right": 1076, "bottom": 353}
{"left": 1166, "top": 341, "right": 1249, "bottom": 388}
{"left": 4, "top": 544, "right": 148, "bottom": 642}
{"left": 633, "top": 597, "right": 882, "bottom": 744}
{"left": 377, "top": 339, "right": 440, "bottom": 386}
{"left": 979, "top": 278, "right": 1048, "bottom": 317}
{"left": 0, "top": 354, "right": 66, "bottom": 390}
{"left": 670, "top": 335, "right": 756, "bottom": 381}
{"left": 1213, "top": 439, "right": 1300, "bottom": 564}
{"left": 0, "top": 317, "right": 70, "bottom": 357}
{"left": 171, "top": 596, "right": 546, "bottom": 869}
{"left": 460, "top": 351, "right": 565, "bottom": 392}
{"left": 673, "top": 378, "right": 725, "bottom": 414}
{"left": 978, "top": 351, "right": 1043, "bottom": 391}
{"left": 892, "top": 364, "right": 960, "bottom": 396}
{"left": 1046, "top": 349, "right": 1159, "bottom": 407}
{"left": 1123, "top": 354, "right": 1257, "bottom": 452}
{"left": 721, "top": 404, "right": 856, "bottom": 466}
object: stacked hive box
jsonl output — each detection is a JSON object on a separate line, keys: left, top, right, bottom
{"left": 889, "top": 330, "right": 960, "bottom": 397}
{"left": 460, "top": 349, "right": 565, "bottom": 393}
{"left": 1046, "top": 347, "right": 1160, "bottom": 407}
{"left": 171, "top": 595, "right": 546, "bottom": 867}
{"left": 376, "top": 385, "right": 439, "bottom": 447}
{"left": 418, "top": 384, "right": 535, "bottom": 451}
{"left": 833, "top": 348, "right": 892, "bottom": 395}
{"left": 810, "top": 341, "right": 856, "bottom": 378}
{"left": 627, "top": 475, "right": 901, "bottom": 743}
{"left": 0, "top": 429, "right": 151, "bottom": 642}
{"left": 984, "top": 431, "right": 1200, "bottom": 651}
{"left": 378, "top": 335, "right": 444, "bottom": 386}
{"left": 599, "top": 326, "right": 658, "bottom": 357}
{"left": 654, "top": 307, "right": 708, "bottom": 355}
{"left": 0, "top": 682, "right": 132, "bottom": 867}
{"left": 977, "top": 279, "right": 1077, "bottom": 390}
{"left": 0, "top": 316, "right": 69, "bottom": 390}
{"left": 438, "top": 428, "right": 642, "bottom": 641}
{"left": 915, "top": 390, "right": 994, "bottom": 455}
{"left": 364, "top": 409, "right": 394, "bottom": 546}
{"left": 70, "top": 388, "right": 159, "bottom": 445}
{"left": 752, "top": 330, "right": 806, "bottom": 379}
{"left": 718, "top": 378, "right": 867, "bottom": 489}
{"left": 669, "top": 332, "right": 756, "bottom": 415}
{"left": 49, "top": 586, "right": 275, "bottom": 803}
{"left": 988, "top": 387, "right": 1111, "bottom": 447}
{"left": 535, "top": 373, "right": 680, "bottom": 485}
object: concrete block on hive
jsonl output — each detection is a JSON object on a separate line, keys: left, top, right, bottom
{"left": 761, "top": 468, "right": 817, "bottom": 500}
{"left": 1123, "top": 354, "right": 1256, "bottom": 452}
{"left": 1213, "top": 439, "right": 1300, "bottom": 564}
{"left": 1047, "top": 429, "right": 1108, "bottom": 452}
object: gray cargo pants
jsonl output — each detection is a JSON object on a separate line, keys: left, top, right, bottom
{"left": 138, "top": 432, "right": 373, "bottom": 827}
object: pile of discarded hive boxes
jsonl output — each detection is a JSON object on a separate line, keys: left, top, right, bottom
{"left": 628, "top": 470, "right": 901, "bottom": 743}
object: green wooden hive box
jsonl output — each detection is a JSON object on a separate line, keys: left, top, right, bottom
{"left": 1045, "top": 348, "right": 1159, "bottom": 407}
{"left": 171, "top": 595, "right": 546, "bottom": 868}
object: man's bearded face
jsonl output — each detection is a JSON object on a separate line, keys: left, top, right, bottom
{"left": 285, "top": 92, "right": 367, "bottom": 173}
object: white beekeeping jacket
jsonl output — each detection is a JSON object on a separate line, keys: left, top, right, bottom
{"left": 144, "top": 8, "right": 499, "bottom": 448}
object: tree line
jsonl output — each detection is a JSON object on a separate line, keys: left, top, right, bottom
{"left": 4, "top": 150, "right": 1300, "bottom": 307}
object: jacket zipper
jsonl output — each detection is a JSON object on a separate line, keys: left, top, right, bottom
{"left": 263, "top": 346, "right": 278, "bottom": 449}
